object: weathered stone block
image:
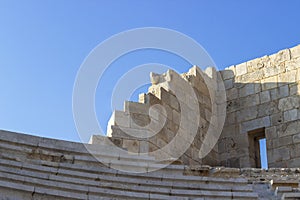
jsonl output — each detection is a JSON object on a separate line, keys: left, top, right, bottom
{"left": 270, "top": 112, "right": 283, "bottom": 126}
{"left": 278, "top": 96, "right": 300, "bottom": 111}
{"left": 240, "top": 116, "right": 270, "bottom": 133}
{"left": 263, "top": 62, "right": 285, "bottom": 78}
{"left": 246, "top": 57, "right": 264, "bottom": 73}
{"left": 260, "top": 91, "right": 271, "bottom": 103}
{"left": 237, "top": 106, "right": 258, "bottom": 122}
{"left": 290, "top": 144, "right": 300, "bottom": 158}
{"left": 239, "top": 94, "right": 260, "bottom": 108}
{"left": 124, "top": 101, "right": 150, "bottom": 115}
{"left": 268, "top": 147, "right": 290, "bottom": 163}
{"left": 235, "top": 62, "right": 247, "bottom": 76}
{"left": 278, "top": 70, "right": 297, "bottom": 84}
{"left": 239, "top": 84, "right": 255, "bottom": 98}
{"left": 224, "top": 79, "right": 233, "bottom": 89}
{"left": 111, "top": 110, "right": 130, "bottom": 128}
{"left": 283, "top": 109, "right": 298, "bottom": 122}
{"left": 292, "top": 133, "right": 300, "bottom": 144}
{"left": 285, "top": 57, "right": 300, "bottom": 71}
{"left": 290, "top": 44, "right": 300, "bottom": 59}
{"left": 220, "top": 69, "right": 234, "bottom": 80}
{"left": 261, "top": 76, "right": 278, "bottom": 90}
{"left": 272, "top": 135, "right": 293, "bottom": 149}
{"left": 279, "top": 121, "right": 300, "bottom": 137}
{"left": 122, "top": 139, "right": 140, "bottom": 153}
{"left": 289, "top": 83, "right": 300, "bottom": 95}
{"left": 226, "top": 87, "right": 238, "bottom": 101}
{"left": 270, "top": 85, "right": 289, "bottom": 100}
{"left": 269, "top": 48, "right": 291, "bottom": 63}
{"left": 265, "top": 126, "right": 277, "bottom": 140}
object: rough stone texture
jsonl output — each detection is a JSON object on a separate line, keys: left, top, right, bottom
{"left": 100, "top": 44, "right": 300, "bottom": 169}
{"left": 219, "top": 44, "right": 300, "bottom": 169}
{"left": 2, "top": 130, "right": 300, "bottom": 199}
{"left": 1, "top": 44, "right": 300, "bottom": 199}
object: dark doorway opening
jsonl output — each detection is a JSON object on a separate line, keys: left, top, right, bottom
{"left": 248, "top": 128, "right": 268, "bottom": 169}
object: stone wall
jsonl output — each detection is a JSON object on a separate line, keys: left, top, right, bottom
{"left": 102, "top": 66, "right": 222, "bottom": 166}
{"left": 91, "top": 44, "right": 300, "bottom": 169}
{"left": 220, "top": 44, "right": 300, "bottom": 168}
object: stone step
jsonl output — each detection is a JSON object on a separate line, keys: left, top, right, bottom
{"left": 0, "top": 133, "right": 252, "bottom": 184}
{"left": 0, "top": 130, "right": 156, "bottom": 162}
{"left": 0, "top": 158, "right": 252, "bottom": 192}
{"left": 0, "top": 168, "right": 257, "bottom": 200}
{"left": 0, "top": 153, "right": 253, "bottom": 189}
{"left": 282, "top": 192, "right": 300, "bottom": 199}
{"left": 0, "top": 141, "right": 182, "bottom": 173}
{"left": 108, "top": 125, "right": 154, "bottom": 139}
{"left": 0, "top": 157, "right": 253, "bottom": 192}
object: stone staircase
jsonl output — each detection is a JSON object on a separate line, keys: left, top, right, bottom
{"left": 99, "top": 66, "right": 224, "bottom": 166}
{"left": 0, "top": 130, "right": 260, "bottom": 199}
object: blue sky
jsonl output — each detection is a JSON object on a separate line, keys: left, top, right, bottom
{"left": 1, "top": 1, "right": 300, "bottom": 168}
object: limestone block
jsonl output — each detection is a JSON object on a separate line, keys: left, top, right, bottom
{"left": 290, "top": 144, "right": 300, "bottom": 158}
{"left": 224, "top": 79, "right": 233, "bottom": 90}
{"left": 289, "top": 82, "right": 300, "bottom": 96}
{"left": 279, "top": 121, "right": 300, "bottom": 137}
{"left": 122, "top": 139, "right": 140, "bottom": 153}
{"left": 130, "top": 113, "right": 150, "bottom": 127}
{"left": 278, "top": 70, "right": 297, "bottom": 84}
{"left": 110, "top": 126, "right": 153, "bottom": 139}
{"left": 124, "top": 101, "right": 150, "bottom": 115}
{"left": 283, "top": 109, "right": 298, "bottom": 122}
{"left": 292, "top": 133, "right": 300, "bottom": 144}
{"left": 220, "top": 69, "right": 234, "bottom": 80}
{"left": 166, "top": 119, "right": 179, "bottom": 133}
{"left": 224, "top": 112, "right": 236, "bottom": 126}
{"left": 254, "top": 81, "right": 262, "bottom": 93}
{"left": 268, "top": 147, "right": 290, "bottom": 163}
{"left": 260, "top": 91, "right": 271, "bottom": 103}
{"left": 285, "top": 57, "right": 300, "bottom": 71}
{"left": 89, "top": 135, "right": 111, "bottom": 145}
{"left": 235, "top": 70, "right": 264, "bottom": 83}
{"left": 172, "top": 109, "right": 180, "bottom": 125}
{"left": 108, "top": 110, "right": 130, "bottom": 128}
{"left": 290, "top": 44, "right": 300, "bottom": 59}
{"left": 270, "top": 112, "right": 283, "bottom": 126}
{"left": 226, "top": 99, "right": 240, "bottom": 113}
{"left": 282, "top": 193, "right": 300, "bottom": 199}
{"left": 261, "top": 76, "right": 278, "bottom": 90}
{"left": 270, "top": 85, "right": 289, "bottom": 100}
{"left": 169, "top": 93, "right": 180, "bottom": 111}
{"left": 269, "top": 48, "right": 291, "bottom": 63}
{"left": 226, "top": 87, "right": 238, "bottom": 101}
{"left": 235, "top": 62, "right": 247, "bottom": 76}
{"left": 263, "top": 62, "right": 285, "bottom": 78}
{"left": 288, "top": 157, "right": 300, "bottom": 167}
{"left": 246, "top": 57, "right": 264, "bottom": 73}
{"left": 298, "top": 68, "right": 300, "bottom": 81}
{"left": 272, "top": 135, "right": 293, "bottom": 149}
{"left": 278, "top": 96, "right": 300, "bottom": 111}
{"left": 239, "top": 84, "right": 255, "bottom": 98}
{"left": 239, "top": 94, "right": 260, "bottom": 108}
{"left": 240, "top": 116, "right": 270, "bottom": 133}
{"left": 265, "top": 126, "right": 277, "bottom": 140}
{"left": 237, "top": 106, "right": 258, "bottom": 122}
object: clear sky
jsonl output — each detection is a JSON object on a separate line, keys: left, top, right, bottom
{"left": 1, "top": 1, "right": 300, "bottom": 168}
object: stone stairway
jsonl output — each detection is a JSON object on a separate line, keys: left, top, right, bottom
{"left": 0, "top": 130, "right": 259, "bottom": 199}
{"left": 100, "top": 66, "right": 224, "bottom": 166}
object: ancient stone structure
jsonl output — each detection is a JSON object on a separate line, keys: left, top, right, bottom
{"left": 1, "top": 44, "right": 300, "bottom": 199}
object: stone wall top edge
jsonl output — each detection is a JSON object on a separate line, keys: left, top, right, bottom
{"left": 221, "top": 44, "right": 300, "bottom": 75}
